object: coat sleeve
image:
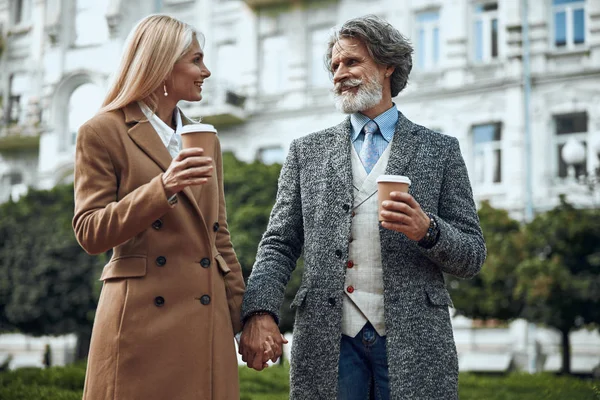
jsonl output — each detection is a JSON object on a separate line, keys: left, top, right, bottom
{"left": 417, "top": 136, "right": 487, "bottom": 278}
{"left": 214, "top": 139, "right": 246, "bottom": 334}
{"left": 72, "top": 122, "right": 173, "bottom": 255}
{"left": 241, "top": 139, "right": 305, "bottom": 323}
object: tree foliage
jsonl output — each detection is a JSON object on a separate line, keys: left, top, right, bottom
{"left": 221, "top": 152, "right": 304, "bottom": 333}
{"left": 448, "top": 200, "right": 525, "bottom": 321}
{"left": 0, "top": 185, "right": 103, "bottom": 343}
{"left": 449, "top": 197, "right": 600, "bottom": 374}
{"left": 516, "top": 196, "right": 600, "bottom": 373}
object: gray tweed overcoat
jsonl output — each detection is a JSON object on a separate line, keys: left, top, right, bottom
{"left": 242, "top": 111, "right": 486, "bottom": 399}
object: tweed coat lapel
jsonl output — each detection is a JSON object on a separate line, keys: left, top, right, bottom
{"left": 328, "top": 118, "right": 354, "bottom": 208}
{"left": 384, "top": 111, "right": 421, "bottom": 176}
{"left": 123, "top": 103, "right": 204, "bottom": 220}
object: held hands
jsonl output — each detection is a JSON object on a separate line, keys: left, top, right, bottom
{"left": 239, "top": 314, "right": 288, "bottom": 371}
{"left": 161, "top": 148, "right": 213, "bottom": 198}
{"left": 380, "top": 191, "right": 430, "bottom": 241}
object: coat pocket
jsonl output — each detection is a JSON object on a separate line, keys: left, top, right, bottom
{"left": 425, "top": 285, "right": 454, "bottom": 308}
{"left": 100, "top": 255, "right": 147, "bottom": 281}
{"left": 290, "top": 287, "right": 309, "bottom": 309}
{"left": 215, "top": 254, "right": 231, "bottom": 275}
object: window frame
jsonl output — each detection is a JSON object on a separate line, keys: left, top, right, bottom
{"left": 414, "top": 10, "right": 441, "bottom": 71}
{"left": 553, "top": 111, "right": 588, "bottom": 178}
{"left": 471, "top": 122, "right": 503, "bottom": 186}
{"left": 470, "top": 1, "right": 500, "bottom": 63}
{"left": 551, "top": 0, "right": 587, "bottom": 50}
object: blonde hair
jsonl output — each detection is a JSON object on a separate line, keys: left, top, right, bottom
{"left": 99, "top": 14, "right": 204, "bottom": 114}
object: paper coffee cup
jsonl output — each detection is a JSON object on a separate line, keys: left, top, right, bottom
{"left": 179, "top": 123, "right": 217, "bottom": 159}
{"left": 376, "top": 175, "right": 411, "bottom": 222}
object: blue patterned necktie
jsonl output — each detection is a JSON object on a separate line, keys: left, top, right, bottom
{"left": 359, "top": 120, "right": 380, "bottom": 174}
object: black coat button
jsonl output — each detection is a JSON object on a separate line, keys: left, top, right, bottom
{"left": 154, "top": 296, "right": 165, "bottom": 307}
{"left": 328, "top": 297, "right": 336, "bottom": 306}
{"left": 156, "top": 256, "right": 166, "bottom": 266}
{"left": 213, "top": 222, "right": 220, "bottom": 232}
{"left": 342, "top": 204, "right": 350, "bottom": 212}
{"left": 200, "top": 295, "right": 211, "bottom": 305}
{"left": 152, "top": 219, "right": 163, "bottom": 230}
{"left": 335, "top": 250, "right": 342, "bottom": 258}
{"left": 200, "top": 258, "right": 211, "bottom": 268}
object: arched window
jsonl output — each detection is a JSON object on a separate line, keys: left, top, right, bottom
{"left": 68, "top": 83, "right": 104, "bottom": 146}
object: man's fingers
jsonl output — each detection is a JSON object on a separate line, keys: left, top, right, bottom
{"left": 280, "top": 333, "right": 289, "bottom": 344}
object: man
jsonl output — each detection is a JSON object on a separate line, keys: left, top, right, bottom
{"left": 239, "top": 15, "right": 486, "bottom": 400}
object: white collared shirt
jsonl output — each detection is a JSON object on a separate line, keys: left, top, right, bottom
{"left": 138, "top": 102, "right": 183, "bottom": 158}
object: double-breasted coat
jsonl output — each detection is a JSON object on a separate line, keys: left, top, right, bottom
{"left": 73, "top": 102, "right": 245, "bottom": 400}
{"left": 242, "top": 111, "right": 486, "bottom": 399}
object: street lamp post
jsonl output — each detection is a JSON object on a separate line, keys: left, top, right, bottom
{"left": 561, "top": 137, "right": 600, "bottom": 206}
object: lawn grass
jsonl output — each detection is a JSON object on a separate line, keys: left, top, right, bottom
{"left": 0, "top": 362, "right": 598, "bottom": 399}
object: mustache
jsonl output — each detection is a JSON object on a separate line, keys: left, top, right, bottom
{"left": 333, "top": 79, "right": 363, "bottom": 95}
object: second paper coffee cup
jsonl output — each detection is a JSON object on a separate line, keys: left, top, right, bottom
{"left": 376, "top": 175, "right": 411, "bottom": 222}
{"left": 180, "top": 123, "right": 217, "bottom": 159}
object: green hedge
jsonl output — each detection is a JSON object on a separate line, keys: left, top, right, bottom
{"left": 0, "top": 363, "right": 598, "bottom": 400}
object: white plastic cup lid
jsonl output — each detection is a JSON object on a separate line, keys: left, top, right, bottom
{"left": 376, "top": 175, "right": 411, "bottom": 185}
{"left": 179, "top": 123, "right": 217, "bottom": 135}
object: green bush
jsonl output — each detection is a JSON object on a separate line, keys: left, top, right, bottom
{"left": 459, "top": 373, "right": 600, "bottom": 400}
{"left": 0, "top": 365, "right": 85, "bottom": 391}
{"left": 0, "top": 363, "right": 599, "bottom": 400}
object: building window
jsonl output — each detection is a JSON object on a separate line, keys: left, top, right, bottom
{"left": 260, "top": 35, "right": 288, "bottom": 95}
{"left": 415, "top": 11, "right": 440, "bottom": 70}
{"left": 257, "top": 146, "right": 285, "bottom": 165}
{"left": 555, "top": 112, "right": 587, "bottom": 178}
{"left": 216, "top": 42, "right": 239, "bottom": 87}
{"left": 68, "top": 83, "right": 104, "bottom": 146}
{"left": 12, "top": 0, "right": 31, "bottom": 26}
{"left": 310, "top": 27, "right": 331, "bottom": 88}
{"left": 74, "top": 0, "right": 109, "bottom": 46}
{"left": 472, "top": 122, "right": 502, "bottom": 185}
{"left": 553, "top": 0, "right": 585, "bottom": 49}
{"left": 472, "top": 2, "right": 499, "bottom": 62}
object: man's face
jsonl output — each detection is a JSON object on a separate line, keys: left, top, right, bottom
{"left": 330, "top": 37, "right": 388, "bottom": 114}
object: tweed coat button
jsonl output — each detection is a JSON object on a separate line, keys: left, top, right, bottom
{"left": 154, "top": 296, "right": 165, "bottom": 307}
{"left": 342, "top": 204, "right": 350, "bottom": 212}
{"left": 349, "top": 237, "right": 354, "bottom": 243}
{"left": 152, "top": 219, "right": 163, "bottom": 230}
{"left": 200, "top": 295, "right": 211, "bottom": 305}
{"left": 200, "top": 258, "right": 211, "bottom": 268}
{"left": 346, "top": 260, "right": 354, "bottom": 269}
{"left": 328, "top": 297, "right": 336, "bottom": 306}
{"left": 156, "top": 256, "right": 167, "bottom": 266}
{"left": 346, "top": 286, "right": 354, "bottom": 294}
{"left": 351, "top": 211, "right": 356, "bottom": 217}
{"left": 213, "top": 222, "right": 220, "bottom": 232}
{"left": 335, "top": 250, "right": 342, "bottom": 258}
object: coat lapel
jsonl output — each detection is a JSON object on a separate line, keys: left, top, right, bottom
{"left": 385, "top": 111, "right": 421, "bottom": 177}
{"left": 328, "top": 118, "right": 354, "bottom": 210}
{"left": 123, "top": 103, "right": 203, "bottom": 218}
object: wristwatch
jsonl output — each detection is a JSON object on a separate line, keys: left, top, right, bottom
{"left": 418, "top": 212, "right": 440, "bottom": 249}
{"left": 167, "top": 193, "right": 178, "bottom": 206}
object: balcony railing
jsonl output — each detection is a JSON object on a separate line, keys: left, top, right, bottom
{"left": 179, "top": 81, "right": 247, "bottom": 127}
{"left": 242, "top": 0, "right": 296, "bottom": 9}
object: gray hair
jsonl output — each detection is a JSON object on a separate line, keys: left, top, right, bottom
{"left": 325, "top": 15, "right": 413, "bottom": 97}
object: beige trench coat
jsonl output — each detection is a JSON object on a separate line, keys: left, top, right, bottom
{"left": 73, "top": 103, "right": 245, "bottom": 400}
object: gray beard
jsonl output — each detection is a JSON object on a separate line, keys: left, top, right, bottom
{"left": 333, "top": 78, "right": 383, "bottom": 114}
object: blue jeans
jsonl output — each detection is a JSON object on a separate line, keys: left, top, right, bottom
{"left": 338, "top": 322, "right": 390, "bottom": 400}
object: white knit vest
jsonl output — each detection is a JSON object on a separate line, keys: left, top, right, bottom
{"left": 341, "top": 142, "right": 392, "bottom": 337}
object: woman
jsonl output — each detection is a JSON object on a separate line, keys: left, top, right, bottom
{"left": 73, "top": 15, "right": 245, "bottom": 400}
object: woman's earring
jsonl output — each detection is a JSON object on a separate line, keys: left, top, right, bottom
{"left": 163, "top": 83, "right": 168, "bottom": 97}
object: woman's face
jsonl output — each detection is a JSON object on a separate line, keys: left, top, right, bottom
{"left": 168, "top": 36, "right": 211, "bottom": 102}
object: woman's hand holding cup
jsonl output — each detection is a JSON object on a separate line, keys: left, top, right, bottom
{"left": 161, "top": 148, "right": 213, "bottom": 198}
